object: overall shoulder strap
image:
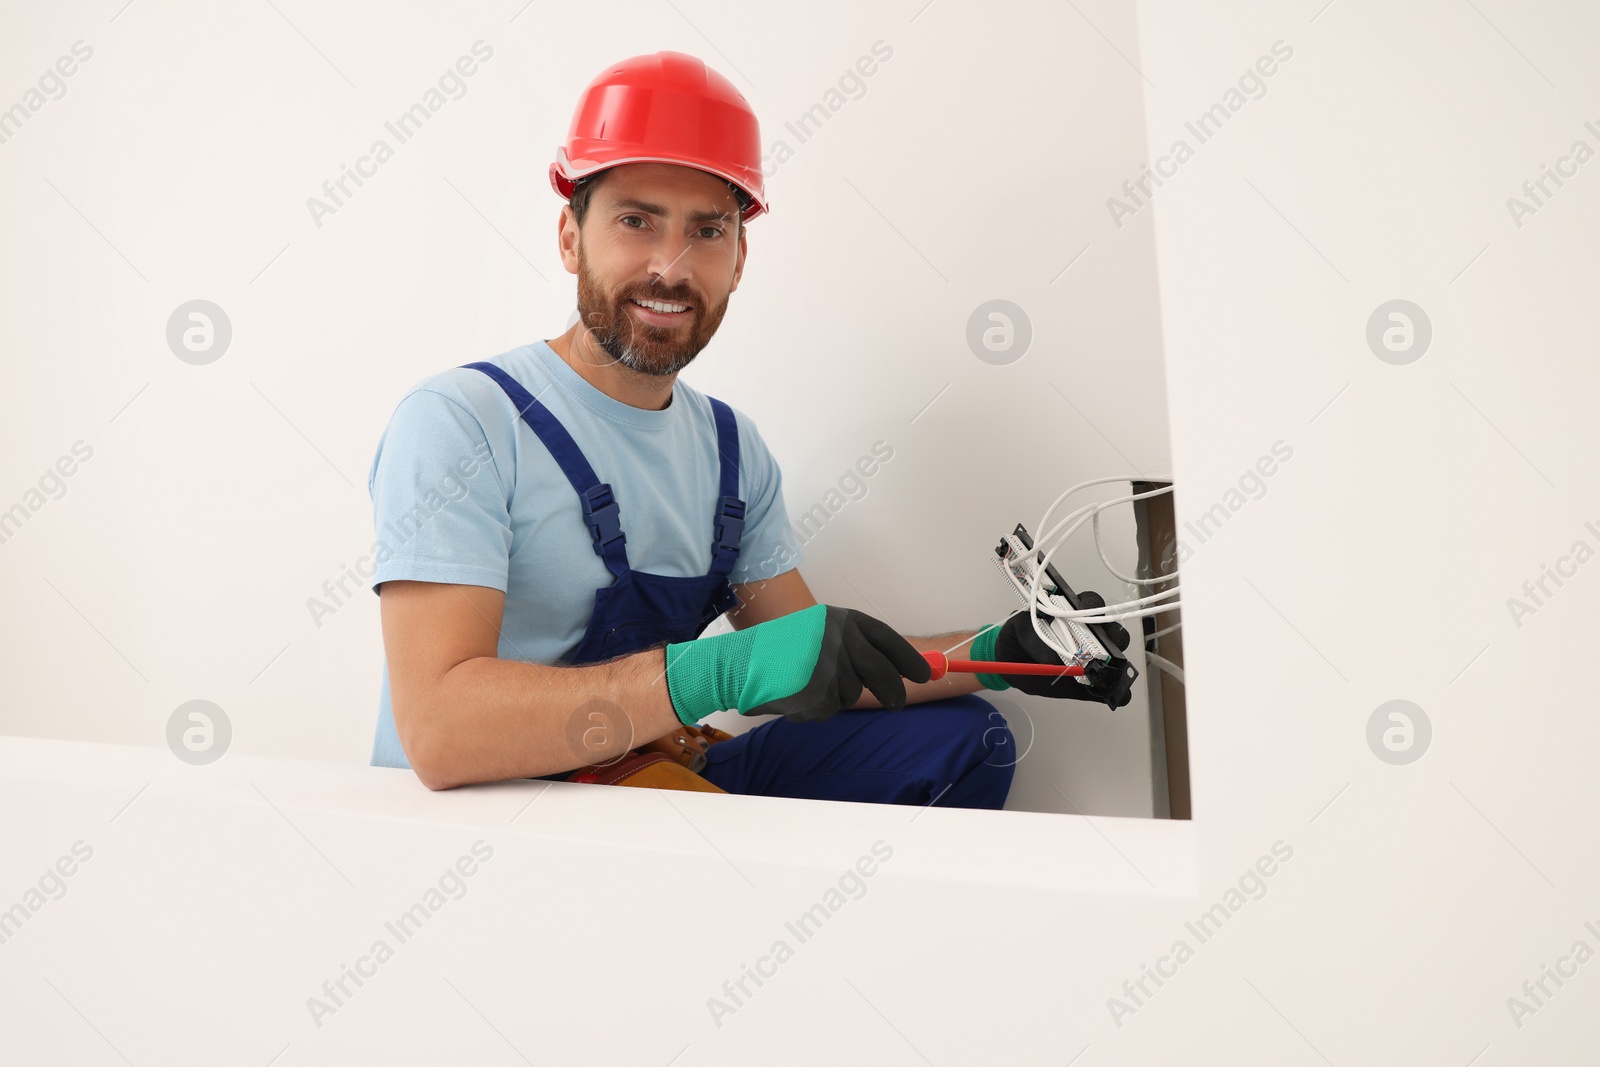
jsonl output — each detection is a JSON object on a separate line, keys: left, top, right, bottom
{"left": 706, "top": 397, "right": 744, "bottom": 578}
{"left": 462, "top": 361, "right": 628, "bottom": 577}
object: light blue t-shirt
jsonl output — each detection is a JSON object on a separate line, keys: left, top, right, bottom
{"left": 366, "top": 340, "right": 803, "bottom": 769}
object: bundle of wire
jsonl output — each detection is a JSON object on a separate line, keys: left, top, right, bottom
{"left": 1022, "top": 476, "right": 1181, "bottom": 668}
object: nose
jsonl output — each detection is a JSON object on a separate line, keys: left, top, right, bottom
{"left": 642, "top": 231, "right": 697, "bottom": 292}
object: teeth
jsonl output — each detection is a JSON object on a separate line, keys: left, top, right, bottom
{"left": 632, "top": 299, "right": 688, "bottom": 313}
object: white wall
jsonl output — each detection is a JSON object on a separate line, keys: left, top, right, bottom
{"left": 1138, "top": 0, "right": 1600, "bottom": 1059}
{"left": 0, "top": 0, "right": 1172, "bottom": 817}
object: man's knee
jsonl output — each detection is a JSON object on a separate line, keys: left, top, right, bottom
{"left": 973, "top": 701, "right": 1016, "bottom": 764}
{"left": 924, "top": 696, "right": 1016, "bottom": 808}
{"left": 932, "top": 694, "right": 1015, "bottom": 759}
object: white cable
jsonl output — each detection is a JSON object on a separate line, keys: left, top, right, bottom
{"left": 1028, "top": 570, "right": 1182, "bottom": 619}
{"left": 1144, "top": 652, "right": 1186, "bottom": 684}
{"left": 1031, "top": 488, "right": 1176, "bottom": 615}
{"left": 1034, "top": 490, "right": 1123, "bottom": 558}
{"left": 1022, "top": 480, "right": 1183, "bottom": 664}
{"left": 1034, "top": 475, "right": 1150, "bottom": 551}
{"left": 1004, "top": 476, "right": 1184, "bottom": 662}
{"left": 1033, "top": 485, "right": 1170, "bottom": 574}
{"left": 1014, "top": 496, "right": 1126, "bottom": 663}
{"left": 1033, "top": 589, "right": 1181, "bottom": 620}
{"left": 1092, "top": 505, "right": 1179, "bottom": 588}
{"left": 1038, "top": 602, "right": 1178, "bottom": 625}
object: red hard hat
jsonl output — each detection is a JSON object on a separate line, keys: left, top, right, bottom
{"left": 550, "top": 51, "right": 768, "bottom": 223}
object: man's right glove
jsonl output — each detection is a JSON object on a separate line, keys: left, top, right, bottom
{"left": 969, "top": 592, "right": 1135, "bottom": 709}
{"left": 664, "top": 603, "right": 932, "bottom": 726}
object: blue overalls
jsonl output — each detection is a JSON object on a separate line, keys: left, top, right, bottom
{"left": 466, "top": 361, "right": 1014, "bottom": 809}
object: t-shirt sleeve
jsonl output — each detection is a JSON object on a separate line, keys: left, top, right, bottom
{"left": 727, "top": 413, "right": 804, "bottom": 585}
{"left": 367, "top": 388, "right": 513, "bottom": 595}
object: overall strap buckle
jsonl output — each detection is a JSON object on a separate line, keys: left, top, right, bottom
{"left": 712, "top": 495, "right": 745, "bottom": 567}
{"left": 582, "top": 484, "right": 627, "bottom": 557}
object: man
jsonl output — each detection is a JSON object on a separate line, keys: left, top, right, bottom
{"left": 366, "top": 51, "right": 1131, "bottom": 807}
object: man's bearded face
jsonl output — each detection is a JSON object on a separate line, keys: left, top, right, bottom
{"left": 574, "top": 242, "right": 732, "bottom": 378}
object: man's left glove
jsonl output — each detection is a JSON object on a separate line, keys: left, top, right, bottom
{"left": 664, "top": 603, "right": 932, "bottom": 726}
{"left": 969, "top": 591, "right": 1135, "bottom": 708}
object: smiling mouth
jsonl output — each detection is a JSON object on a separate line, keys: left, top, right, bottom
{"left": 629, "top": 297, "right": 692, "bottom": 314}
{"left": 626, "top": 297, "right": 695, "bottom": 327}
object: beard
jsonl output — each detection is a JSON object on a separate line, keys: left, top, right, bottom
{"left": 574, "top": 247, "right": 730, "bottom": 378}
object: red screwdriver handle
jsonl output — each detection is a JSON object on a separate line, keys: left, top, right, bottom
{"left": 922, "top": 650, "right": 1087, "bottom": 682}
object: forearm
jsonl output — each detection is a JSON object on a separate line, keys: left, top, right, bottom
{"left": 403, "top": 648, "right": 682, "bottom": 789}
{"left": 849, "top": 629, "right": 988, "bottom": 710}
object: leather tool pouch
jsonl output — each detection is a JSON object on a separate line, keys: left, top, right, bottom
{"left": 564, "top": 723, "right": 735, "bottom": 793}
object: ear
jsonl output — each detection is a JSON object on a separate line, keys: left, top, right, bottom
{"left": 729, "top": 225, "right": 748, "bottom": 293}
{"left": 557, "top": 206, "right": 581, "bottom": 275}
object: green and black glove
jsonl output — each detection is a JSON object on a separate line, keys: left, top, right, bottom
{"left": 664, "top": 603, "right": 932, "bottom": 726}
{"left": 969, "top": 591, "right": 1135, "bottom": 708}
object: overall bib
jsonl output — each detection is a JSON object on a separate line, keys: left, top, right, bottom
{"left": 467, "top": 361, "right": 745, "bottom": 665}
{"left": 468, "top": 360, "right": 1015, "bottom": 809}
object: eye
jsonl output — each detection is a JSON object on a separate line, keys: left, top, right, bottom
{"left": 699, "top": 226, "right": 725, "bottom": 239}
{"left": 620, "top": 215, "right": 647, "bottom": 229}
